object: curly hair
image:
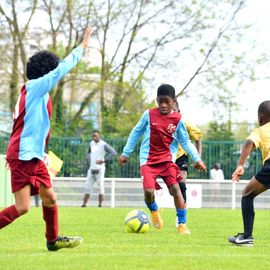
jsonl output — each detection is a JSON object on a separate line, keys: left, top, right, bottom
{"left": 26, "top": 50, "right": 59, "bottom": 80}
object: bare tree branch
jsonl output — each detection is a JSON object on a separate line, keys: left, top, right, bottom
{"left": 176, "top": 1, "right": 245, "bottom": 97}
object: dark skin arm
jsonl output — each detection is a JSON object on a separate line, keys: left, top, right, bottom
{"left": 195, "top": 138, "right": 202, "bottom": 157}
{"left": 232, "top": 139, "right": 255, "bottom": 182}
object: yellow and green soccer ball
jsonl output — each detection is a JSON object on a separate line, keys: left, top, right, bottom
{"left": 125, "top": 209, "right": 150, "bottom": 233}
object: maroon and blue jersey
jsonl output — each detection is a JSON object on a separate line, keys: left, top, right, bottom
{"left": 6, "top": 45, "right": 84, "bottom": 161}
{"left": 122, "top": 108, "right": 201, "bottom": 165}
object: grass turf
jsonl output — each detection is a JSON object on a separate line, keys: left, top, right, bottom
{"left": 0, "top": 207, "right": 270, "bottom": 270}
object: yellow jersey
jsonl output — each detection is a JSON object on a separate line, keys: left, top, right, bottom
{"left": 176, "top": 120, "right": 202, "bottom": 159}
{"left": 247, "top": 122, "right": 270, "bottom": 163}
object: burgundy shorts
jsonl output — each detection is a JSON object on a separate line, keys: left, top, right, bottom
{"left": 7, "top": 158, "right": 52, "bottom": 196}
{"left": 140, "top": 162, "right": 182, "bottom": 190}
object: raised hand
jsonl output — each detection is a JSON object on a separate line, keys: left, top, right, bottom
{"left": 81, "top": 26, "right": 92, "bottom": 49}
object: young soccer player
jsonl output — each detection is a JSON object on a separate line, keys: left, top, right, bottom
{"left": 119, "top": 84, "right": 207, "bottom": 234}
{"left": 0, "top": 27, "right": 92, "bottom": 251}
{"left": 228, "top": 100, "right": 270, "bottom": 247}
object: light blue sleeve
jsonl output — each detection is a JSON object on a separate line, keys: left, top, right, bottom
{"left": 26, "top": 45, "right": 84, "bottom": 97}
{"left": 176, "top": 120, "right": 201, "bottom": 163}
{"left": 122, "top": 110, "right": 149, "bottom": 157}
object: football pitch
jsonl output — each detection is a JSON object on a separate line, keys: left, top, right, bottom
{"left": 1, "top": 207, "right": 270, "bottom": 270}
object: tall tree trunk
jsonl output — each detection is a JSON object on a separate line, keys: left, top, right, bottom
{"left": 9, "top": 42, "right": 19, "bottom": 111}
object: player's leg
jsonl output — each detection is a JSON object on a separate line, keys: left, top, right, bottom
{"left": 241, "top": 177, "right": 266, "bottom": 237}
{"left": 40, "top": 185, "right": 83, "bottom": 251}
{"left": 98, "top": 168, "right": 105, "bottom": 207}
{"left": 176, "top": 161, "right": 188, "bottom": 227}
{"left": 81, "top": 194, "right": 90, "bottom": 207}
{"left": 177, "top": 175, "right": 187, "bottom": 227}
{"left": 163, "top": 162, "right": 190, "bottom": 234}
{"left": 0, "top": 185, "right": 31, "bottom": 229}
{"left": 228, "top": 177, "right": 267, "bottom": 246}
{"left": 81, "top": 169, "right": 93, "bottom": 207}
{"left": 179, "top": 171, "right": 187, "bottom": 202}
{"left": 144, "top": 188, "right": 163, "bottom": 229}
{"left": 141, "top": 164, "right": 163, "bottom": 229}
{"left": 98, "top": 194, "right": 104, "bottom": 207}
{"left": 168, "top": 183, "right": 190, "bottom": 234}
{"left": 40, "top": 185, "right": 58, "bottom": 243}
{"left": 0, "top": 159, "right": 32, "bottom": 229}
{"left": 176, "top": 155, "right": 188, "bottom": 203}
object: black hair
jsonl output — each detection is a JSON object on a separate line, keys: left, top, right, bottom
{"left": 213, "top": 163, "right": 221, "bottom": 170}
{"left": 92, "top": 130, "right": 100, "bottom": 134}
{"left": 258, "top": 101, "right": 270, "bottom": 118}
{"left": 157, "top": 84, "right": 175, "bottom": 99}
{"left": 26, "top": 50, "right": 59, "bottom": 80}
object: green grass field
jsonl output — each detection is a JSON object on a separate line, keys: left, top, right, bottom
{"left": 0, "top": 207, "right": 270, "bottom": 270}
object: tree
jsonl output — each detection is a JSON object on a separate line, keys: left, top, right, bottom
{"left": 203, "top": 121, "right": 234, "bottom": 141}
{"left": 0, "top": 0, "right": 264, "bottom": 139}
{"left": 86, "top": 0, "right": 252, "bottom": 135}
{"left": 232, "top": 121, "right": 257, "bottom": 141}
{"left": 0, "top": 0, "right": 37, "bottom": 111}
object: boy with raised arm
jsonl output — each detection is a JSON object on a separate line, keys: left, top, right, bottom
{"left": 1, "top": 27, "right": 91, "bottom": 251}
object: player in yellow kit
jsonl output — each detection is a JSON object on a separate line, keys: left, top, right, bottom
{"left": 228, "top": 100, "right": 270, "bottom": 247}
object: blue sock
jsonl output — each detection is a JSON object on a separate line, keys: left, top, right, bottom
{"left": 146, "top": 201, "right": 158, "bottom": 211}
{"left": 176, "top": 208, "right": 187, "bottom": 224}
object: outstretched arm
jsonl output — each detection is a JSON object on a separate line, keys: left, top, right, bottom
{"left": 232, "top": 139, "right": 255, "bottom": 182}
{"left": 27, "top": 26, "right": 92, "bottom": 97}
{"left": 119, "top": 110, "right": 149, "bottom": 166}
{"left": 121, "top": 111, "right": 148, "bottom": 156}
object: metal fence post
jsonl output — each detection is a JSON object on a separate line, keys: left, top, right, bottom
{"left": 111, "top": 178, "right": 115, "bottom": 208}
{"left": 0, "top": 155, "right": 14, "bottom": 207}
{"left": 232, "top": 182, "right": 236, "bottom": 209}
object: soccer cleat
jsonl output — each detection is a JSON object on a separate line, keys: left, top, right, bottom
{"left": 228, "top": 233, "right": 254, "bottom": 247}
{"left": 150, "top": 210, "right": 164, "bottom": 229}
{"left": 177, "top": 223, "right": 191, "bottom": 235}
{"left": 47, "top": 236, "right": 83, "bottom": 251}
